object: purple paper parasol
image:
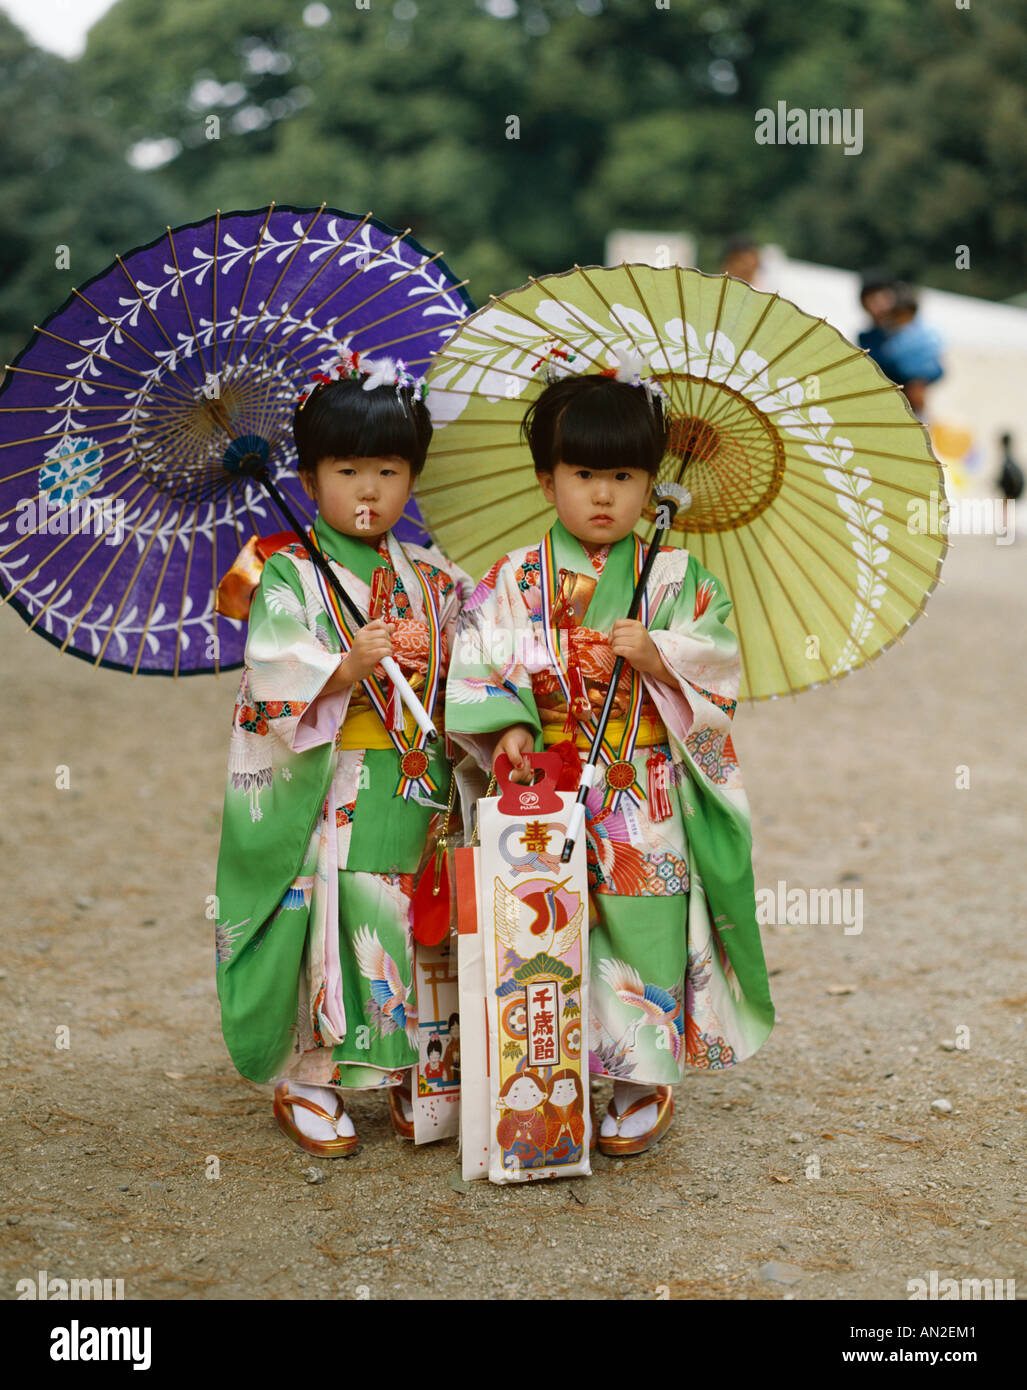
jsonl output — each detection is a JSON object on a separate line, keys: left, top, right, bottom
{"left": 0, "top": 204, "right": 474, "bottom": 675}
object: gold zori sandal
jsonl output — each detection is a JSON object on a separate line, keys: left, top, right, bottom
{"left": 388, "top": 1083, "right": 414, "bottom": 1140}
{"left": 596, "top": 1085, "right": 673, "bottom": 1157}
{"left": 273, "top": 1081, "right": 358, "bottom": 1158}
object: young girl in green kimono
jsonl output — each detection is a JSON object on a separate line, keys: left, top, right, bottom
{"left": 214, "top": 356, "right": 469, "bottom": 1156}
{"left": 444, "top": 370, "right": 774, "bottom": 1157}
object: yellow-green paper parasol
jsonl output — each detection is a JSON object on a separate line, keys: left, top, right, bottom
{"left": 420, "top": 265, "right": 947, "bottom": 701}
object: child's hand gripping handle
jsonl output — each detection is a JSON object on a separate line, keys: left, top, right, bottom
{"left": 382, "top": 656, "right": 438, "bottom": 742}
{"left": 560, "top": 763, "right": 599, "bottom": 863}
{"left": 493, "top": 751, "right": 563, "bottom": 815}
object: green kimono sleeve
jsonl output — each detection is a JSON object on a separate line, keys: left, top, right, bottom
{"left": 214, "top": 552, "right": 340, "bottom": 1082}
{"left": 648, "top": 555, "right": 775, "bottom": 1036}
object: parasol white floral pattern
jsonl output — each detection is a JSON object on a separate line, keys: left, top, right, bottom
{"left": 0, "top": 207, "right": 472, "bottom": 671}
{"left": 429, "top": 295, "right": 892, "bottom": 682}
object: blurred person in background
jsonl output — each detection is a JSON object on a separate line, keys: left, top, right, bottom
{"left": 997, "top": 431, "right": 1022, "bottom": 537}
{"left": 858, "top": 268, "right": 897, "bottom": 361}
{"left": 858, "top": 274, "right": 944, "bottom": 421}
{"left": 720, "top": 235, "right": 762, "bottom": 286}
{"left": 997, "top": 432, "right": 1023, "bottom": 501}
{"left": 876, "top": 282, "right": 945, "bottom": 420}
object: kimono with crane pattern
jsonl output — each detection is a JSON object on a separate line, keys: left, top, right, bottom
{"left": 444, "top": 519, "right": 774, "bottom": 1084}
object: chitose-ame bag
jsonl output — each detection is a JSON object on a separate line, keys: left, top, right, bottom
{"left": 456, "top": 752, "right": 590, "bottom": 1184}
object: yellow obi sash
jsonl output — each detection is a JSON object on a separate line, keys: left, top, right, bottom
{"left": 335, "top": 705, "right": 420, "bottom": 751}
{"left": 539, "top": 707, "right": 667, "bottom": 752}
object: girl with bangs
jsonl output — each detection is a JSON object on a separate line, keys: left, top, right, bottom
{"left": 214, "top": 355, "right": 471, "bottom": 1156}
{"left": 445, "top": 368, "right": 774, "bottom": 1157}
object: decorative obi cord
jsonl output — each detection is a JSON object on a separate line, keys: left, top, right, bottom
{"left": 532, "top": 626, "right": 669, "bottom": 749}
{"left": 334, "top": 658, "right": 444, "bottom": 756}
{"left": 532, "top": 628, "right": 672, "bottom": 822}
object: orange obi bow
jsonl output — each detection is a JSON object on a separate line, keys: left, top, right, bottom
{"left": 214, "top": 531, "right": 299, "bottom": 621}
{"left": 534, "top": 627, "right": 646, "bottom": 722}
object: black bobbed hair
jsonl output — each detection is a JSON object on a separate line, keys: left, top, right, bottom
{"left": 859, "top": 267, "right": 897, "bottom": 298}
{"left": 292, "top": 376, "right": 433, "bottom": 476}
{"left": 521, "top": 374, "right": 667, "bottom": 477}
{"left": 889, "top": 280, "right": 920, "bottom": 313}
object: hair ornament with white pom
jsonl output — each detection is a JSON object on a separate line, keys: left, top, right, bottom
{"left": 598, "top": 347, "right": 667, "bottom": 404}
{"left": 296, "top": 344, "right": 428, "bottom": 410}
{"left": 528, "top": 342, "right": 665, "bottom": 404}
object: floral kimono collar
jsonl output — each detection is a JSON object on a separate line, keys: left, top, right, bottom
{"left": 311, "top": 515, "right": 428, "bottom": 622}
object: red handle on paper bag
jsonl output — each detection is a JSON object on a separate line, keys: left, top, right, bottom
{"left": 493, "top": 751, "right": 563, "bottom": 816}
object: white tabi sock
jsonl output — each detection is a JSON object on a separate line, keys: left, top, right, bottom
{"left": 600, "top": 1080, "right": 659, "bottom": 1140}
{"left": 284, "top": 1080, "right": 355, "bottom": 1141}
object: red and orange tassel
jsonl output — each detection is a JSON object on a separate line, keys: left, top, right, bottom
{"left": 646, "top": 748, "right": 673, "bottom": 822}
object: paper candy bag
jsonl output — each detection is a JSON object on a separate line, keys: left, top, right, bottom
{"left": 409, "top": 935, "right": 460, "bottom": 1143}
{"left": 457, "top": 753, "right": 590, "bottom": 1184}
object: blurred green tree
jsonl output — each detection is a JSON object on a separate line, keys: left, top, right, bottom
{"left": 771, "top": 0, "right": 1027, "bottom": 299}
{"left": 3, "top": 0, "right": 1023, "bottom": 361}
{"left": 0, "top": 13, "right": 183, "bottom": 368}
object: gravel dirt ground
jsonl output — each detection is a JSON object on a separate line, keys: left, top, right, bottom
{"left": 1, "top": 528, "right": 1024, "bottom": 1302}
